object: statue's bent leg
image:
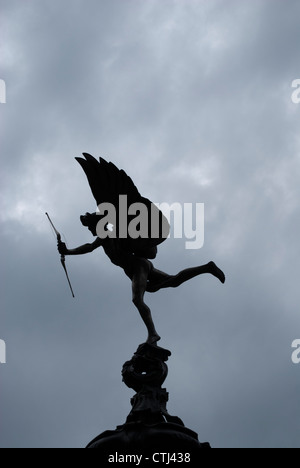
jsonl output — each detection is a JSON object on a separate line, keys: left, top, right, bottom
{"left": 168, "top": 262, "right": 225, "bottom": 287}
{"left": 147, "top": 261, "right": 225, "bottom": 292}
{"left": 132, "top": 260, "right": 161, "bottom": 345}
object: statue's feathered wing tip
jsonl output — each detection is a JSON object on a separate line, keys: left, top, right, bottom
{"left": 82, "top": 152, "right": 95, "bottom": 161}
{"left": 74, "top": 152, "right": 170, "bottom": 249}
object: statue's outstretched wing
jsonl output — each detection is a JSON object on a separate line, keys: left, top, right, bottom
{"left": 76, "top": 153, "right": 170, "bottom": 253}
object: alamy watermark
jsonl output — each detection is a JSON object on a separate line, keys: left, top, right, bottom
{"left": 0, "top": 79, "right": 6, "bottom": 103}
{"left": 95, "top": 196, "right": 204, "bottom": 250}
{"left": 291, "top": 79, "right": 300, "bottom": 104}
{"left": 0, "top": 339, "right": 6, "bottom": 364}
{"left": 291, "top": 339, "right": 300, "bottom": 365}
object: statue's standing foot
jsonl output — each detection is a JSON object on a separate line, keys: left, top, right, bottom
{"left": 209, "top": 262, "right": 226, "bottom": 284}
{"left": 147, "top": 333, "right": 161, "bottom": 345}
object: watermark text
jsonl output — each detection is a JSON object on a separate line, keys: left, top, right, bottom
{"left": 95, "top": 196, "right": 204, "bottom": 250}
{"left": 291, "top": 339, "right": 300, "bottom": 364}
{"left": 108, "top": 452, "right": 191, "bottom": 465}
{"left": 0, "top": 79, "right": 6, "bottom": 104}
{"left": 0, "top": 339, "right": 6, "bottom": 364}
{"left": 291, "top": 79, "right": 300, "bottom": 104}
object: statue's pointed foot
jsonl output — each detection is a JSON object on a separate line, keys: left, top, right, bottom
{"left": 209, "top": 262, "right": 226, "bottom": 284}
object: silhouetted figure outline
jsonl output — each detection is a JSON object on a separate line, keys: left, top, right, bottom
{"left": 58, "top": 154, "right": 225, "bottom": 344}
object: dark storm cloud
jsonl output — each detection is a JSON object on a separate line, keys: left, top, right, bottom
{"left": 1, "top": 0, "right": 300, "bottom": 448}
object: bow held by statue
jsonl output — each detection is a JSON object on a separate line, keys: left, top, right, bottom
{"left": 46, "top": 212, "right": 75, "bottom": 298}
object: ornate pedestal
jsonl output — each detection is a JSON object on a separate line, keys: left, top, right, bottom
{"left": 87, "top": 344, "right": 210, "bottom": 458}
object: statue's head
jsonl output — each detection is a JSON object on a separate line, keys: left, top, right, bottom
{"left": 80, "top": 212, "right": 99, "bottom": 236}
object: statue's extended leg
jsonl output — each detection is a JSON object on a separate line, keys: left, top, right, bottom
{"left": 147, "top": 261, "right": 225, "bottom": 293}
{"left": 132, "top": 260, "right": 161, "bottom": 345}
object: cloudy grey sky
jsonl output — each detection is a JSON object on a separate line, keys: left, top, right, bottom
{"left": 1, "top": 0, "right": 300, "bottom": 448}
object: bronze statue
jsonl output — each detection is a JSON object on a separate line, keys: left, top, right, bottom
{"left": 58, "top": 154, "right": 225, "bottom": 345}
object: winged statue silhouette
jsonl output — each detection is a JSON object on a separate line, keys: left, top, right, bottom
{"left": 58, "top": 154, "right": 225, "bottom": 345}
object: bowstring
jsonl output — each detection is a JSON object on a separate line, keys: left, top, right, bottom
{"left": 46, "top": 215, "right": 68, "bottom": 245}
